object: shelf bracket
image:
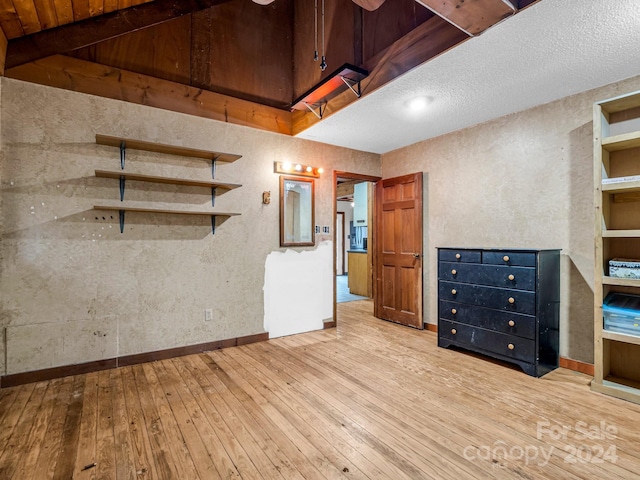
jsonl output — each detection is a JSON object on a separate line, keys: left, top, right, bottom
{"left": 120, "top": 141, "right": 126, "bottom": 170}
{"left": 211, "top": 187, "right": 217, "bottom": 207}
{"left": 340, "top": 75, "right": 362, "bottom": 98}
{"left": 119, "top": 210, "right": 125, "bottom": 234}
{"left": 303, "top": 101, "right": 327, "bottom": 120}
{"left": 212, "top": 155, "right": 219, "bottom": 179}
{"left": 119, "top": 176, "right": 125, "bottom": 201}
{"left": 211, "top": 215, "right": 216, "bottom": 235}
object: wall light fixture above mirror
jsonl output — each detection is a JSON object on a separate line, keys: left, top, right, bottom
{"left": 274, "top": 161, "right": 323, "bottom": 178}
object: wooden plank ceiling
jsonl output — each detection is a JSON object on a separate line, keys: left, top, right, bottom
{"left": 0, "top": 0, "right": 155, "bottom": 39}
{"left": 0, "top": 0, "right": 540, "bottom": 136}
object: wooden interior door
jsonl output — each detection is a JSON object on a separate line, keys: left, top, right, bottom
{"left": 374, "top": 173, "right": 423, "bottom": 328}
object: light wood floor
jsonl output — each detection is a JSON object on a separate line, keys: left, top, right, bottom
{"left": 2, "top": 300, "right": 640, "bottom": 479}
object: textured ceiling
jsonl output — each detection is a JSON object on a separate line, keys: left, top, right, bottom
{"left": 296, "top": 0, "right": 640, "bottom": 154}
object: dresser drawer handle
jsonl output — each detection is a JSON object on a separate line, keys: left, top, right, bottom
{"left": 508, "top": 297, "right": 515, "bottom": 304}
{"left": 508, "top": 343, "right": 515, "bottom": 350}
{"left": 503, "top": 255, "right": 510, "bottom": 262}
{"left": 451, "top": 289, "right": 457, "bottom": 295}
{"left": 508, "top": 274, "right": 515, "bottom": 281}
{"left": 451, "top": 328, "right": 457, "bottom": 335}
{"left": 451, "top": 269, "right": 457, "bottom": 275}
{"left": 451, "top": 308, "right": 457, "bottom": 315}
{"left": 508, "top": 320, "right": 515, "bottom": 327}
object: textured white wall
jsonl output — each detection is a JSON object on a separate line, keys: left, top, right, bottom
{"left": 382, "top": 75, "right": 640, "bottom": 364}
{"left": 0, "top": 78, "right": 380, "bottom": 375}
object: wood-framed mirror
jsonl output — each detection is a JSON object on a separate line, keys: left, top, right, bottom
{"left": 280, "top": 175, "right": 315, "bottom": 247}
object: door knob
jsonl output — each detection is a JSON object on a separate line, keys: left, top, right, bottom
{"left": 412, "top": 253, "right": 421, "bottom": 258}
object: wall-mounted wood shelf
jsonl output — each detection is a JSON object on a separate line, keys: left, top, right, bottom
{"left": 96, "top": 134, "right": 241, "bottom": 178}
{"left": 96, "top": 134, "right": 242, "bottom": 163}
{"left": 94, "top": 204, "right": 240, "bottom": 217}
{"left": 95, "top": 169, "right": 241, "bottom": 205}
{"left": 95, "top": 170, "right": 241, "bottom": 190}
{"left": 95, "top": 135, "right": 242, "bottom": 234}
{"left": 94, "top": 204, "right": 240, "bottom": 234}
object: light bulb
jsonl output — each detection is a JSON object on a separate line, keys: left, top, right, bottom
{"left": 282, "top": 162, "right": 292, "bottom": 171}
{"left": 295, "top": 164, "right": 303, "bottom": 171}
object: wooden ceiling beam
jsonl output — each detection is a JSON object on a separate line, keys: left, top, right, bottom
{"left": 414, "top": 0, "right": 515, "bottom": 36}
{"left": 6, "top": 55, "right": 292, "bottom": 135}
{"left": 5, "top": 0, "right": 230, "bottom": 69}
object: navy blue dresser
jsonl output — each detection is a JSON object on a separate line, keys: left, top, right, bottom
{"left": 437, "top": 248, "right": 560, "bottom": 377}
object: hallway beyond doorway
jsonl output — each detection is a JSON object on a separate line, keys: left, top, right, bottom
{"left": 336, "top": 274, "right": 367, "bottom": 303}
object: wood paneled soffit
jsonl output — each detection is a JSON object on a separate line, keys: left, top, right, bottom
{"left": 6, "top": 55, "right": 293, "bottom": 135}
{"left": 4, "top": 0, "right": 231, "bottom": 70}
{"left": 415, "top": 0, "right": 516, "bottom": 36}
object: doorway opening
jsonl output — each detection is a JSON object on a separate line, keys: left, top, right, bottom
{"left": 332, "top": 171, "right": 381, "bottom": 327}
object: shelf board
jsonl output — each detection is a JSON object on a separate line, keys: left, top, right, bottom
{"left": 602, "top": 229, "right": 640, "bottom": 238}
{"left": 602, "top": 179, "right": 640, "bottom": 194}
{"left": 94, "top": 204, "right": 240, "bottom": 217}
{"left": 598, "top": 90, "right": 640, "bottom": 115}
{"left": 591, "top": 377, "right": 640, "bottom": 405}
{"left": 602, "top": 330, "right": 640, "bottom": 346}
{"left": 602, "top": 131, "right": 640, "bottom": 151}
{"left": 96, "top": 134, "right": 242, "bottom": 163}
{"left": 95, "top": 170, "right": 241, "bottom": 190}
{"left": 603, "top": 276, "right": 640, "bottom": 287}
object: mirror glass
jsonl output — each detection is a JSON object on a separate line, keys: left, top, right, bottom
{"left": 280, "top": 176, "right": 315, "bottom": 246}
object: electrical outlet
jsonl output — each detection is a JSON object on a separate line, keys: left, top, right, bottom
{"left": 205, "top": 309, "right": 213, "bottom": 321}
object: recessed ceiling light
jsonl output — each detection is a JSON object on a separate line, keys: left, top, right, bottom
{"left": 406, "top": 96, "right": 432, "bottom": 112}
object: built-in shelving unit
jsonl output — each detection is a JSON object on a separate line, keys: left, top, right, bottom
{"left": 593, "top": 90, "right": 640, "bottom": 404}
{"left": 95, "top": 135, "right": 242, "bottom": 234}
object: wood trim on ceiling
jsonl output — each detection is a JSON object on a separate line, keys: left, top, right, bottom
{"left": 0, "top": 332, "right": 269, "bottom": 389}
{"left": 415, "top": 0, "right": 515, "bottom": 37}
{"left": 4, "top": 0, "right": 231, "bottom": 70}
{"left": 5, "top": 55, "right": 293, "bottom": 135}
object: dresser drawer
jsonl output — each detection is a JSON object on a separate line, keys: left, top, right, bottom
{"left": 483, "top": 251, "right": 536, "bottom": 267}
{"left": 438, "top": 249, "right": 481, "bottom": 263}
{"left": 439, "top": 319, "right": 536, "bottom": 363}
{"left": 439, "top": 281, "right": 536, "bottom": 315}
{"left": 439, "top": 262, "right": 535, "bottom": 291}
{"left": 439, "top": 300, "right": 535, "bottom": 339}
